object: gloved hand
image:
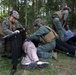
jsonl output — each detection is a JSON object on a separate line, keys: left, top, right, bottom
{"left": 14, "top": 30, "right": 20, "bottom": 33}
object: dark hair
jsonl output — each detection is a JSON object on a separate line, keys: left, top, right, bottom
{"left": 63, "top": 8, "right": 69, "bottom": 11}
{"left": 64, "top": 24, "right": 67, "bottom": 29}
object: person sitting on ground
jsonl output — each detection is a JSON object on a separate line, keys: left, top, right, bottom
{"left": 27, "top": 18, "right": 58, "bottom": 59}
{"left": 21, "top": 39, "right": 49, "bottom": 69}
{"left": 63, "top": 24, "right": 76, "bottom": 46}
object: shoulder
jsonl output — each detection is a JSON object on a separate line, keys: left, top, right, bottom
{"left": 40, "top": 26, "right": 46, "bottom": 29}
{"left": 2, "top": 19, "right": 9, "bottom": 24}
{"left": 68, "top": 30, "right": 72, "bottom": 33}
{"left": 2, "top": 19, "right": 9, "bottom": 25}
{"left": 39, "top": 26, "right": 47, "bottom": 30}
{"left": 39, "top": 26, "right": 49, "bottom": 32}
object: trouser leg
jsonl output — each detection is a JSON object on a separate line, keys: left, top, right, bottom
{"left": 68, "top": 36, "right": 76, "bottom": 46}
{"left": 56, "top": 39, "right": 75, "bottom": 55}
{"left": 62, "top": 41, "right": 75, "bottom": 55}
{"left": 56, "top": 41, "right": 69, "bottom": 53}
{"left": 21, "top": 55, "right": 32, "bottom": 64}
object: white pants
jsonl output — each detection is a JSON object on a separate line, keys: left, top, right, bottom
{"left": 21, "top": 41, "right": 39, "bottom": 65}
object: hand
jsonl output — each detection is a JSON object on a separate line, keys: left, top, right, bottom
{"left": 14, "top": 30, "right": 20, "bottom": 33}
{"left": 23, "top": 28, "right": 25, "bottom": 30}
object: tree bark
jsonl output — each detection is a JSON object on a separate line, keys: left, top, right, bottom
{"left": 60, "top": 0, "right": 65, "bottom": 10}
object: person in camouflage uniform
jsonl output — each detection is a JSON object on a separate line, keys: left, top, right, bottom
{"left": 1, "top": 10, "right": 26, "bottom": 74}
{"left": 51, "top": 7, "right": 76, "bottom": 58}
{"left": 52, "top": 7, "right": 71, "bottom": 41}
{"left": 28, "top": 18, "right": 57, "bottom": 59}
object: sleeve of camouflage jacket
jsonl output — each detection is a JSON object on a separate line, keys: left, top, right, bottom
{"left": 28, "top": 26, "right": 49, "bottom": 40}
{"left": 2, "top": 20, "right": 14, "bottom": 35}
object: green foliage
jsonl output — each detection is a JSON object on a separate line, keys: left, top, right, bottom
{"left": 0, "top": 0, "right": 76, "bottom": 29}
{"left": 1, "top": 0, "right": 14, "bottom": 7}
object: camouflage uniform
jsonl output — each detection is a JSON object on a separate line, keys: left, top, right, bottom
{"left": 1, "top": 17, "right": 25, "bottom": 70}
{"left": 52, "top": 10, "right": 69, "bottom": 41}
{"left": 2, "top": 18, "right": 23, "bottom": 35}
{"left": 52, "top": 7, "right": 71, "bottom": 41}
{"left": 51, "top": 8, "right": 76, "bottom": 58}
{"left": 28, "top": 26, "right": 56, "bottom": 59}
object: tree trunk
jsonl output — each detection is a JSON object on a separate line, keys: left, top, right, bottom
{"left": 25, "top": 0, "right": 27, "bottom": 28}
{"left": 71, "top": 0, "right": 75, "bottom": 27}
{"left": 60, "top": 0, "right": 65, "bottom": 10}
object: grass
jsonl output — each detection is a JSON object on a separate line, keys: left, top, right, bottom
{"left": 0, "top": 29, "right": 76, "bottom": 75}
{"left": 0, "top": 53, "right": 76, "bottom": 75}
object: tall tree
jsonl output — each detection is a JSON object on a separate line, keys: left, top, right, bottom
{"left": 60, "top": 0, "right": 65, "bottom": 9}
{"left": 25, "top": 0, "right": 27, "bottom": 27}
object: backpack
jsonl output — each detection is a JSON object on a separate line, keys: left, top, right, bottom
{"left": 53, "top": 10, "right": 63, "bottom": 20}
{"left": 42, "top": 26, "right": 59, "bottom": 43}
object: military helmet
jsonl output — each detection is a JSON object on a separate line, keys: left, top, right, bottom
{"left": 10, "top": 10, "right": 19, "bottom": 19}
{"left": 33, "top": 18, "right": 44, "bottom": 26}
{"left": 63, "top": 7, "right": 72, "bottom": 12}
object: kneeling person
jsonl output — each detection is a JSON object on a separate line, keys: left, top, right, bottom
{"left": 21, "top": 40, "right": 49, "bottom": 69}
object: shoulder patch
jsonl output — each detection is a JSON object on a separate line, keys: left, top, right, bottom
{"left": 3, "top": 21, "right": 9, "bottom": 26}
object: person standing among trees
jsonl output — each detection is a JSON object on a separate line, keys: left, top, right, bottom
{"left": 1, "top": 10, "right": 26, "bottom": 75}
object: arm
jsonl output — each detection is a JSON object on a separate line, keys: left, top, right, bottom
{"left": 28, "top": 26, "right": 49, "bottom": 40}
{"left": 62, "top": 11, "right": 68, "bottom": 26}
{"left": 2, "top": 20, "right": 14, "bottom": 35}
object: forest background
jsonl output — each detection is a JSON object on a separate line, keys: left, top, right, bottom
{"left": 0, "top": 0, "right": 76, "bottom": 75}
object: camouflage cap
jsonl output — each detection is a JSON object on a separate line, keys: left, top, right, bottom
{"left": 33, "top": 18, "right": 44, "bottom": 26}
{"left": 12, "top": 10, "right": 19, "bottom": 19}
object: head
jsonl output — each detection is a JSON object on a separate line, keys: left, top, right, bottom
{"left": 33, "top": 18, "right": 44, "bottom": 29}
{"left": 63, "top": 7, "right": 72, "bottom": 13}
{"left": 64, "top": 24, "right": 70, "bottom": 30}
{"left": 9, "top": 10, "right": 19, "bottom": 23}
